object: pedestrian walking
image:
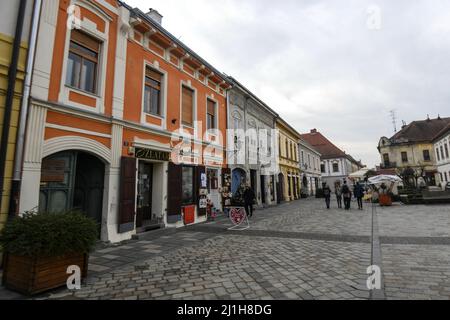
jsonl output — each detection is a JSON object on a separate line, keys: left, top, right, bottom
{"left": 243, "top": 184, "right": 256, "bottom": 218}
{"left": 323, "top": 183, "right": 332, "bottom": 209}
{"left": 335, "top": 182, "right": 342, "bottom": 209}
{"left": 354, "top": 182, "right": 365, "bottom": 210}
{"left": 341, "top": 181, "right": 352, "bottom": 210}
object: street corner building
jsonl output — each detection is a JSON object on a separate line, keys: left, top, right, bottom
{"left": 14, "top": 0, "right": 232, "bottom": 243}
{"left": 301, "top": 129, "right": 364, "bottom": 192}
{"left": 378, "top": 116, "right": 450, "bottom": 187}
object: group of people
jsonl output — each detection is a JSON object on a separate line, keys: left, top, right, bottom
{"left": 240, "top": 179, "right": 366, "bottom": 219}
{"left": 323, "top": 181, "right": 365, "bottom": 210}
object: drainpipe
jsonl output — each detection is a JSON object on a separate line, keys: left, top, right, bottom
{"left": 8, "top": 0, "right": 42, "bottom": 219}
{"left": 0, "top": 0, "right": 27, "bottom": 218}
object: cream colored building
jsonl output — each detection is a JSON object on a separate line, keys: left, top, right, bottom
{"left": 378, "top": 117, "right": 450, "bottom": 186}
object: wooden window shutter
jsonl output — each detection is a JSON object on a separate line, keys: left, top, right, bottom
{"left": 196, "top": 166, "right": 207, "bottom": 217}
{"left": 182, "top": 86, "right": 194, "bottom": 126}
{"left": 71, "top": 29, "right": 100, "bottom": 53}
{"left": 118, "top": 157, "right": 137, "bottom": 233}
{"left": 167, "top": 162, "right": 183, "bottom": 223}
{"left": 207, "top": 99, "right": 215, "bottom": 115}
{"left": 146, "top": 68, "right": 162, "bottom": 83}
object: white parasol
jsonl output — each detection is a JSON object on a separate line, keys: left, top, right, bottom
{"left": 368, "top": 174, "right": 402, "bottom": 185}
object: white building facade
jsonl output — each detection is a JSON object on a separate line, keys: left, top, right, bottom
{"left": 299, "top": 140, "right": 322, "bottom": 196}
{"left": 227, "top": 78, "right": 279, "bottom": 207}
{"left": 433, "top": 127, "right": 450, "bottom": 189}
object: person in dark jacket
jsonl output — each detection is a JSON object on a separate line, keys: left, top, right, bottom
{"left": 243, "top": 185, "right": 256, "bottom": 218}
{"left": 335, "top": 182, "right": 343, "bottom": 209}
{"left": 341, "top": 181, "right": 352, "bottom": 210}
{"left": 354, "top": 182, "right": 365, "bottom": 210}
{"left": 323, "top": 183, "right": 332, "bottom": 209}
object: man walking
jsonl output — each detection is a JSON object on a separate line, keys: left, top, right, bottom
{"left": 323, "top": 183, "right": 332, "bottom": 209}
{"left": 335, "top": 182, "right": 343, "bottom": 209}
{"left": 243, "top": 184, "right": 256, "bottom": 218}
{"left": 342, "top": 181, "right": 352, "bottom": 210}
{"left": 354, "top": 182, "right": 365, "bottom": 210}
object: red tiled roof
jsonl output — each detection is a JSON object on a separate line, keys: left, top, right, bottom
{"left": 300, "top": 130, "right": 346, "bottom": 160}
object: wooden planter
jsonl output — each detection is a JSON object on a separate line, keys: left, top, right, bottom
{"left": 2, "top": 252, "right": 88, "bottom": 296}
{"left": 379, "top": 194, "right": 392, "bottom": 206}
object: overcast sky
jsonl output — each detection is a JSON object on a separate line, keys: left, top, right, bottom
{"left": 126, "top": 0, "right": 450, "bottom": 167}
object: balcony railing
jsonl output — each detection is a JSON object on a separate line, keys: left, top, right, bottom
{"left": 380, "top": 162, "right": 397, "bottom": 169}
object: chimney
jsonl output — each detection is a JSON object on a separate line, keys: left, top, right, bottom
{"left": 146, "top": 8, "right": 163, "bottom": 25}
{"left": 310, "top": 129, "right": 317, "bottom": 134}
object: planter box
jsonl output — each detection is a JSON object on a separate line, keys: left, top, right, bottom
{"left": 379, "top": 194, "right": 392, "bottom": 206}
{"left": 2, "top": 253, "right": 88, "bottom": 296}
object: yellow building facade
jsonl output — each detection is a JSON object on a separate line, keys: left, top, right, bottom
{"left": 276, "top": 118, "right": 301, "bottom": 202}
{"left": 0, "top": 1, "right": 31, "bottom": 233}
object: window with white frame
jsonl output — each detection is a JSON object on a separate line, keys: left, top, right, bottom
{"left": 66, "top": 30, "right": 100, "bottom": 94}
{"left": 144, "top": 67, "right": 163, "bottom": 116}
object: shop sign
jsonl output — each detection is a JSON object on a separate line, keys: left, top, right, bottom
{"left": 135, "top": 148, "right": 170, "bottom": 162}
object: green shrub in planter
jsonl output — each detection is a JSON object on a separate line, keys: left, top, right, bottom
{"left": 0, "top": 211, "right": 98, "bottom": 295}
{"left": 0, "top": 211, "right": 98, "bottom": 257}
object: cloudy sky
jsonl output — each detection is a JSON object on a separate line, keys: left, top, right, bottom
{"left": 126, "top": 0, "right": 450, "bottom": 167}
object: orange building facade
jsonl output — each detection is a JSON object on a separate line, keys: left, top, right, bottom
{"left": 19, "top": 0, "right": 231, "bottom": 242}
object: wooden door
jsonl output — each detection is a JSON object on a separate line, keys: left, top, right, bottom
{"left": 136, "top": 162, "right": 153, "bottom": 228}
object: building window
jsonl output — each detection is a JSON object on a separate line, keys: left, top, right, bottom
{"left": 143, "top": 67, "right": 163, "bottom": 116}
{"left": 285, "top": 139, "right": 288, "bottom": 158}
{"left": 321, "top": 164, "right": 325, "bottom": 173}
{"left": 445, "top": 172, "right": 448, "bottom": 182}
{"left": 437, "top": 148, "right": 441, "bottom": 161}
{"left": 423, "top": 150, "right": 431, "bottom": 161}
{"left": 383, "top": 153, "right": 390, "bottom": 166}
{"left": 66, "top": 30, "right": 100, "bottom": 94}
{"left": 333, "top": 163, "right": 339, "bottom": 173}
{"left": 445, "top": 144, "right": 449, "bottom": 159}
{"left": 206, "top": 99, "right": 216, "bottom": 130}
{"left": 401, "top": 152, "right": 408, "bottom": 163}
{"left": 440, "top": 146, "right": 445, "bottom": 161}
{"left": 301, "top": 151, "right": 304, "bottom": 165}
{"left": 181, "top": 166, "right": 194, "bottom": 205}
{"left": 182, "top": 86, "right": 194, "bottom": 127}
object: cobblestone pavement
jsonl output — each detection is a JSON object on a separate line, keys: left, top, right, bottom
{"left": 1, "top": 197, "right": 450, "bottom": 300}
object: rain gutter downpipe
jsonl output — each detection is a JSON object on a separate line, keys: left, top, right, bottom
{"left": 8, "top": 0, "right": 42, "bottom": 219}
{"left": 0, "top": 0, "right": 27, "bottom": 219}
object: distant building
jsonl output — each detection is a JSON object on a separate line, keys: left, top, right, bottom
{"left": 301, "top": 129, "right": 364, "bottom": 191}
{"left": 298, "top": 139, "right": 322, "bottom": 196}
{"left": 378, "top": 116, "right": 450, "bottom": 186}
{"left": 432, "top": 122, "right": 450, "bottom": 188}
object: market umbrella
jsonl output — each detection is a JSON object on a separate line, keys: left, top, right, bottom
{"left": 348, "top": 168, "right": 370, "bottom": 179}
{"left": 368, "top": 174, "right": 402, "bottom": 185}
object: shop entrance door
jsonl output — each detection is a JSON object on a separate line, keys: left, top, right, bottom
{"left": 260, "top": 175, "right": 266, "bottom": 204}
{"left": 136, "top": 162, "right": 154, "bottom": 230}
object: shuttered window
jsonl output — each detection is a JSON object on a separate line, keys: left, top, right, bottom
{"left": 144, "top": 68, "right": 162, "bottom": 116}
{"left": 207, "top": 99, "right": 216, "bottom": 129}
{"left": 182, "top": 86, "right": 194, "bottom": 126}
{"left": 66, "top": 30, "right": 100, "bottom": 94}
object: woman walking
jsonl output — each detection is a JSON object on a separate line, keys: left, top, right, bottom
{"left": 342, "top": 181, "right": 352, "bottom": 210}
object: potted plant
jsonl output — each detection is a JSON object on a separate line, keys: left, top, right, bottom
{"left": 378, "top": 183, "right": 392, "bottom": 206}
{"left": 0, "top": 211, "right": 98, "bottom": 295}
